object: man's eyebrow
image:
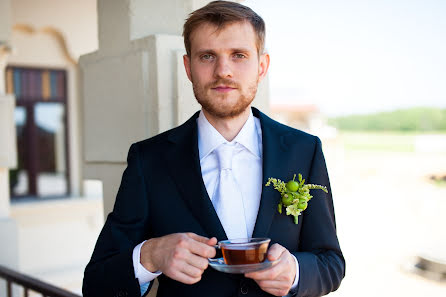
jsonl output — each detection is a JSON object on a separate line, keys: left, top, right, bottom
{"left": 194, "top": 48, "right": 253, "bottom": 56}
{"left": 230, "top": 48, "right": 252, "bottom": 53}
{"left": 194, "top": 49, "right": 217, "bottom": 56}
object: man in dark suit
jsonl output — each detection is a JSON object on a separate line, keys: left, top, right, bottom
{"left": 83, "top": 1, "right": 345, "bottom": 297}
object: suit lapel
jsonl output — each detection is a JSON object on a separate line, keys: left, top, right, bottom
{"left": 252, "top": 108, "right": 290, "bottom": 238}
{"left": 164, "top": 113, "right": 227, "bottom": 241}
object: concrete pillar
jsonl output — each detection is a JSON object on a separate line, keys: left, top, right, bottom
{"left": 0, "top": 0, "right": 12, "bottom": 54}
{"left": 0, "top": 0, "right": 15, "bottom": 218}
{"left": 0, "top": 95, "right": 16, "bottom": 218}
{"left": 80, "top": 0, "right": 270, "bottom": 217}
{"left": 0, "top": 168, "right": 10, "bottom": 217}
{"left": 0, "top": 4, "right": 20, "bottom": 296}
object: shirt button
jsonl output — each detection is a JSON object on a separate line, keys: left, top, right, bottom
{"left": 240, "top": 284, "right": 248, "bottom": 295}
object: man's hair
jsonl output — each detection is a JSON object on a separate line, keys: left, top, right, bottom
{"left": 183, "top": 1, "right": 266, "bottom": 56}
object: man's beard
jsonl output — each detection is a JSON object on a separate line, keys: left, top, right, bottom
{"left": 192, "top": 77, "right": 259, "bottom": 119}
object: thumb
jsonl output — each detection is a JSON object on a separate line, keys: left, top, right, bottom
{"left": 267, "top": 243, "right": 285, "bottom": 261}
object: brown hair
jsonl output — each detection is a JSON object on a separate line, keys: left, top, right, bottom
{"left": 183, "top": 1, "right": 266, "bottom": 56}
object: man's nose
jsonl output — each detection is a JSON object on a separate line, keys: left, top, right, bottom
{"left": 214, "top": 58, "right": 233, "bottom": 78}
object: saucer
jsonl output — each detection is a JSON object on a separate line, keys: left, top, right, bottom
{"left": 208, "top": 258, "right": 278, "bottom": 274}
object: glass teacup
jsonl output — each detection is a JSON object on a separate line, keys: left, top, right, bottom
{"left": 214, "top": 238, "right": 271, "bottom": 265}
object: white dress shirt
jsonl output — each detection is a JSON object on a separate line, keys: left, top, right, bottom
{"left": 132, "top": 109, "right": 299, "bottom": 295}
{"left": 198, "top": 109, "right": 263, "bottom": 238}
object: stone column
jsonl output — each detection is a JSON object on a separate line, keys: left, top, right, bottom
{"left": 0, "top": 0, "right": 15, "bottom": 218}
{"left": 0, "top": 91, "right": 19, "bottom": 279}
{"left": 80, "top": 0, "right": 270, "bottom": 216}
{"left": 0, "top": 94, "right": 16, "bottom": 218}
{"left": 0, "top": 0, "right": 20, "bottom": 285}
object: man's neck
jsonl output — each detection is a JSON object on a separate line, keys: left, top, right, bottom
{"left": 202, "top": 107, "right": 251, "bottom": 142}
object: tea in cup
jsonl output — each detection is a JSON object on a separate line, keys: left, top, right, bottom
{"left": 215, "top": 238, "right": 270, "bottom": 265}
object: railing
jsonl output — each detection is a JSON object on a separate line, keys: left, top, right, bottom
{"left": 0, "top": 265, "right": 81, "bottom": 297}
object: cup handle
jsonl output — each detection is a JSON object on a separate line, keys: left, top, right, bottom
{"left": 208, "top": 244, "right": 222, "bottom": 263}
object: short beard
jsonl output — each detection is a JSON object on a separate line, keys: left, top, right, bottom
{"left": 192, "top": 78, "right": 259, "bottom": 119}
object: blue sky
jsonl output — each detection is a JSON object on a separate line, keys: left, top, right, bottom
{"left": 244, "top": 0, "right": 446, "bottom": 116}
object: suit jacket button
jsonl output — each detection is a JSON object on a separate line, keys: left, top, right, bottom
{"left": 116, "top": 291, "right": 128, "bottom": 297}
{"left": 240, "top": 284, "right": 248, "bottom": 295}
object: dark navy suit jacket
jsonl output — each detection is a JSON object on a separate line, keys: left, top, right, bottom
{"left": 82, "top": 108, "right": 345, "bottom": 297}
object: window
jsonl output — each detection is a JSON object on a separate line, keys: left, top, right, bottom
{"left": 6, "top": 66, "right": 70, "bottom": 199}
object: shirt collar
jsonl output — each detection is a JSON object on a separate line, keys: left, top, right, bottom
{"left": 197, "top": 109, "right": 261, "bottom": 160}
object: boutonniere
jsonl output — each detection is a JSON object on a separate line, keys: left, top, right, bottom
{"left": 265, "top": 174, "right": 328, "bottom": 224}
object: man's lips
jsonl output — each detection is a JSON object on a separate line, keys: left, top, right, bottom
{"left": 211, "top": 86, "right": 237, "bottom": 93}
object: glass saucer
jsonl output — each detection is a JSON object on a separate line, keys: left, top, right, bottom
{"left": 208, "top": 258, "right": 278, "bottom": 274}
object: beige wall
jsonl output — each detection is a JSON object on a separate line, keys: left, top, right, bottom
{"left": 11, "top": 0, "right": 98, "bottom": 60}
{"left": 0, "top": 95, "right": 16, "bottom": 218}
{"left": 0, "top": 95, "right": 16, "bottom": 169}
{"left": 0, "top": 0, "right": 12, "bottom": 42}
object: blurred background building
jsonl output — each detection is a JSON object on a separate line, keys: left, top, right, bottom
{"left": 0, "top": 1, "right": 101, "bottom": 295}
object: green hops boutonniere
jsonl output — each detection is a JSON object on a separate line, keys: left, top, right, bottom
{"left": 265, "top": 174, "right": 328, "bottom": 224}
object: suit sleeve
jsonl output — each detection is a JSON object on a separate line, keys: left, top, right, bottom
{"left": 82, "top": 143, "right": 152, "bottom": 297}
{"left": 292, "top": 137, "right": 345, "bottom": 297}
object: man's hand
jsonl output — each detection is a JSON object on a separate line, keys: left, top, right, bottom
{"left": 140, "top": 233, "right": 217, "bottom": 285}
{"left": 245, "top": 243, "right": 296, "bottom": 296}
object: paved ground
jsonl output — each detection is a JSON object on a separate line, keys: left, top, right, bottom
{"left": 324, "top": 144, "right": 446, "bottom": 297}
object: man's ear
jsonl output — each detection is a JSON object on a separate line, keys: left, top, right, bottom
{"left": 258, "top": 53, "right": 270, "bottom": 83}
{"left": 183, "top": 54, "right": 192, "bottom": 82}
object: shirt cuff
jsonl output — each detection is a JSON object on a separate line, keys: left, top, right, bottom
{"left": 290, "top": 254, "right": 299, "bottom": 290}
{"left": 132, "top": 240, "right": 162, "bottom": 285}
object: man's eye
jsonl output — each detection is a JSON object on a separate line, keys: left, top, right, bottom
{"left": 234, "top": 53, "right": 246, "bottom": 59}
{"left": 201, "top": 54, "right": 214, "bottom": 60}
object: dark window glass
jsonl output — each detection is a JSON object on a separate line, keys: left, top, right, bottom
{"left": 6, "top": 66, "right": 69, "bottom": 200}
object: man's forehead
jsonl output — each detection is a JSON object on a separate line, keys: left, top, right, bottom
{"left": 189, "top": 21, "right": 257, "bottom": 53}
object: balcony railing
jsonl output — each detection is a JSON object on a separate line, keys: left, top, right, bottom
{"left": 0, "top": 265, "right": 81, "bottom": 297}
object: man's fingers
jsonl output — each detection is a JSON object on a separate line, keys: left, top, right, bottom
{"left": 245, "top": 269, "right": 279, "bottom": 281}
{"left": 189, "top": 241, "right": 216, "bottom": 258}
{"left": 170, "top": 270, "right": 202, "bottom": 285}
{"left": 186, "top": 232, "right": 211, "bottom": 243}
{"left": 256, "top": 280, "right": 290, "bottom": 290}
{"left": 261, "top": 287, "right": 290, "bottom": 297}
{"left": 267, "top": 243, "right": 285, "bottom": 261}
{"left": 245, "top": 247, "right": 296, "bottom": 296}
{"left": 179, "top": 261, "right": 204, "bottom": 279}
{"left": 187, "top": 234, "right": 217, "bottom": 247}
{"left": 206, "top": 237, "right": 218, "bottom": 246}
{"left": 185, "top": 235, "right": 216, "bottom": 258}
{"left": 245, "top": 259, "right": 283, "bottom": 280}
{"left": 185, "top": 252, "right": 210, "bottom": 270}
